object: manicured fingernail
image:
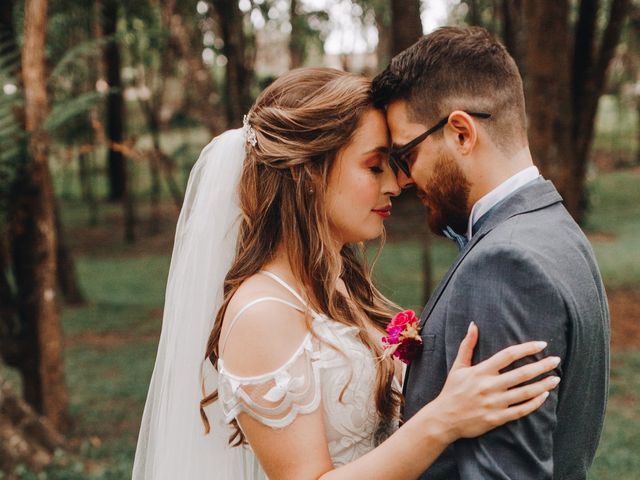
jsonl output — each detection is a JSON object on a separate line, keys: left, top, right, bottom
{"left": 550, "top": 356, "right": 561, "bottom": 366}
{"left": 541, "top": 391, "right": 550, "bottom": 400}
{"left": 536, "top": 341, "right": 548, "bottom": 349}
{"left": 550, "top": 376, "right": 561, "bottom": 385}
{"left": 467, "top": 322, "right": 475, "bottom": 333}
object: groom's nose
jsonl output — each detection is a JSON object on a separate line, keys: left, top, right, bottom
{"left": 396, "top": 170, "right": 415, "bottom": 189}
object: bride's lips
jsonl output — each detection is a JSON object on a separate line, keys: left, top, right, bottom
{"left": 372, "top": 205, "right": 392, "bottom": 218}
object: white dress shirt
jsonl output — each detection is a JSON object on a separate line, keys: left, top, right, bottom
{"left": 466, "top": 165, "right": 540, "bottom": 240}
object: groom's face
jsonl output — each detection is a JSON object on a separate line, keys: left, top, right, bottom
{"left": 386, "top": 100, "right": 471, "bottom": 235}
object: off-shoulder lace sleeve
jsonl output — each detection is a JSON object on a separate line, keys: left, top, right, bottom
{"left": 217, "top": 333, "right": 322, "bottom": 429}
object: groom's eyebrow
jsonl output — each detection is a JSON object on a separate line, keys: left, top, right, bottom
{"left": 391, "top": 141, "right": 408, "bottom": 151}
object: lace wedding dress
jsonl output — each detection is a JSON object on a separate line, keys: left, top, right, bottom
{"left": 217, "top": 270, "right": 400, "bottom": 473}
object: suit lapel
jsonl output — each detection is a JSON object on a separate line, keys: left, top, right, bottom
{"left": 418, "top": 178, "right": 563, "bottom": 330}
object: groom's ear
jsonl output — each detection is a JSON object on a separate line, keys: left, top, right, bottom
{"left": 445, "top": 111, "right": 477, "bottom": 155}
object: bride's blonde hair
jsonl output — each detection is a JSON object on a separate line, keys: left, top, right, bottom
{"left": 201, "top": 67, "right": 402, "bottom": 445}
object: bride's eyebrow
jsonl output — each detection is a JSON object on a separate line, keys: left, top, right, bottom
{"left": 363, "top": 146, "right": 389, "bottom": 156}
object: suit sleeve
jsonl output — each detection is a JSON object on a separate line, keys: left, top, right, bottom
{"left": 444, "top": 243, "right": 567, "bottom": 479}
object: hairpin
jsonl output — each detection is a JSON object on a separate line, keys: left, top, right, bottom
{"left": 242, "top": 114, "right": 257, "bottom": 147}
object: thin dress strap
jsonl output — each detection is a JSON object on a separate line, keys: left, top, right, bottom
{"left": 220, "top": 296, "right": 304, "bottom": 356}
{"left": 258, "top": 270, "right": 309, "bottom": 307}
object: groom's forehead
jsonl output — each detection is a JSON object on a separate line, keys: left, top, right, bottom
{"left": 386, "top": 102, "right": 425, "bottom": 143}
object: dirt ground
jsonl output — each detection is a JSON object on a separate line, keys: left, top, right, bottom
{"left": 608, "top": 289, "right": 640, "bottom": 351}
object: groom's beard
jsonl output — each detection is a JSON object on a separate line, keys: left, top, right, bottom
{"left": 417, "top": 150, "right": 471, "bottom": 236}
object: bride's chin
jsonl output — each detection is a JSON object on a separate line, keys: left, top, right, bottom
{"left": 356, "top": 227, "right": 385, "bottom": 244}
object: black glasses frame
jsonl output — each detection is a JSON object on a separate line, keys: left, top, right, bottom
{"left": 389, "top": 111, "right": 492, "bottom": 177}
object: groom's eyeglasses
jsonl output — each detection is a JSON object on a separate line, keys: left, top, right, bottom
{"left": 389, "top": 111, "right": 492, "bottom": 178}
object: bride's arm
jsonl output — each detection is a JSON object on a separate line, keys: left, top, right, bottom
{"left": 224, "top": 306, "right": 558, "bottom": 480}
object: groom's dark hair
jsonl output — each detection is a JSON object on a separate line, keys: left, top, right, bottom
{"left": 371, "top": 26, "right": 527, "bottom": 153}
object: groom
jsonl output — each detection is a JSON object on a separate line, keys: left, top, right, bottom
{"left": 372, "top": 27, "right": 609, "bottom": 479}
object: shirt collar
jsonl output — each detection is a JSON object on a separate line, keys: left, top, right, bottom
{"left": 466, "top": 165, "right": 540, "bottom": 240}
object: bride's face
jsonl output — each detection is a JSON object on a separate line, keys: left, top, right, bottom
{"left": 325, "top": 108, "right": 401, "bottom": 245}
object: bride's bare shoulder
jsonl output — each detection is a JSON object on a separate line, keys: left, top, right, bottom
{"left": 219, "top": 273, "right": 309, "bottom": 375}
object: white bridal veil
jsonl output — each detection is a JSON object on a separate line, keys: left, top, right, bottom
{"left": 132, "top": 129, "right": 264, "bottom": 479}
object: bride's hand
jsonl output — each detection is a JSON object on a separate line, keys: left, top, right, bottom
{"left": 430, "top": 322, "right": 560, "bottom": 442}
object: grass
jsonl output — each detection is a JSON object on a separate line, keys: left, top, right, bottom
{"left": 2, "top": 166, "right": 640, "bottom": 478}
{"left": 589, "top": 351, "right": 640, "bottom": 479}
{"left": 584, "top": 170, "right": 640, "bottom": 288}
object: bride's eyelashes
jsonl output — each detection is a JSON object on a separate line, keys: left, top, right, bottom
{"left": 365, "top": 154, "right": 386, "bottom": 174}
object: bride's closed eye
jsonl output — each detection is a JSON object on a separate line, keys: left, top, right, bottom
{"left": 366, "top": 154, "right": 386, "bottom": 174}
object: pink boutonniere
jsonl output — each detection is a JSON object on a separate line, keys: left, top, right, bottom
{"left": 382, "top": 310, "right": 423, "bottom": 364}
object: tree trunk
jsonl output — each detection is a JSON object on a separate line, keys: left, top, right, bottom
{"left": 372, "top": 1, "right": 392, "bottom": 72}
{"left": 390, "top": 0, "right": 433, "bottom": 300}
{"left": 212, "top": 0, "right": 251, "bottom": 127}
{"left": 0, "top": 0, "right": 14, "bottom": 44}
{"left": 289, "top": 0, "right": 304, "bottom": 69}
{"left": 15, "top": 0, "right": 70, "bottom": 432}
{"left": 78, "top": 150, "right": 99, "bottom": 226}
{"left": 103, "top": 0, "right": 126, "bottom": 202}
{"left": 390, "top": 0, "right": 423, "bottom": 54}
{"left": 523, "top": 0, "right": 574, "bottom": 205}
{"left": 0, "top": 379, "right": 65, "bottom": 476}
{"left": 54, "top": 201, "right": 85, "bottom": 305}
{"left": 570, "top": 0, "right": 631, "bottom": 219}
{"left": 123, "top": 156, "right": 136, "bottom": 243}
{"left": 502, "top": 0, "right": 527, "bottom": 79}
{"left": 637, "top": 100, "right": 640, "bottom": 165}
{"left": 522, "top": 0, "right": 631, "bottom": 222}
{"left": 0, "top": 232, "right": 24, "bottom": 369}
{"left": 149, "top": 137, "right": 162, "bottom": 235}
{"left": 166, "top": 10, "right": 222, "bottom": 135}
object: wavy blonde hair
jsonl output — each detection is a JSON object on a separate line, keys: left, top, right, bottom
{"left": 201, "top": 67, "right": 401, "bottom": 445}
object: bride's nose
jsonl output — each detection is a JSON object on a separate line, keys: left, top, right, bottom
{"left": 383, "top": 166, "right": 401, "bottom": 197}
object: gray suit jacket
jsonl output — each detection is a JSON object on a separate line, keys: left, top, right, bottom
{"left": 403, "top": 178, "right": 609, "bottom": 479}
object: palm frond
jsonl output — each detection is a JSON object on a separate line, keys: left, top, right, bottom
{"left": 48, "top": 35, "right": 112, "bottom": 82}
{"left": 44, "top": 91, "right": 104, "bottom": 133}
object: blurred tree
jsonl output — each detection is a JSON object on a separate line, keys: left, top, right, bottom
{"left": 288, "top": 0, "right": 330, "bottom": 69}
{"left": 465, "top": 0, "right": 633, "bottom": 222}
{"left": 1, "top": 0, "right": 31, "bottom": 379}
{"left": 102, "top": 0, "right": 127, "bottom": 204}
{"left": 290, "top": 0, "right": 304, "bottom": 68}
{"left": 390, "top": 0, "right": 422, "bottom": 54}
{"left": 104, "top": 0, "right": 136, "bottom": 242}
{"left": 1, "top": 0, "right": 99, "bottom": 424}
{"left": 388, "top": 0, "right": 433, "bottom": 301}
{"left": 12, "top": 0, "right": 70, "bottom": 431}
{"left": 352, "top": 0, "right": 391, "bottom": 71}
{"left": 166, "top": 1, "right": 223, "bottom": 134}
{"left": 211, "top": 0, "right": 253, "bottom": 128}
{"left": 519, "top": 0, "right": 632, "bottom": 222}
{"left": 123, "top": 0, "right": 184, "bottom": 231}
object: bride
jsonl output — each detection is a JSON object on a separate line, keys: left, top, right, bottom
{"left": 132, "top": 68, "right": 559, "bottom": 479}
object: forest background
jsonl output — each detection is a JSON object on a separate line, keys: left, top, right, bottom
{"left": 0, "top": 0, "right": 639, "bottom": 478}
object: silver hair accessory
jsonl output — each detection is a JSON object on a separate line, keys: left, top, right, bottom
{"left": 242, "top": 114, "right": 257, "bottom": 147}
